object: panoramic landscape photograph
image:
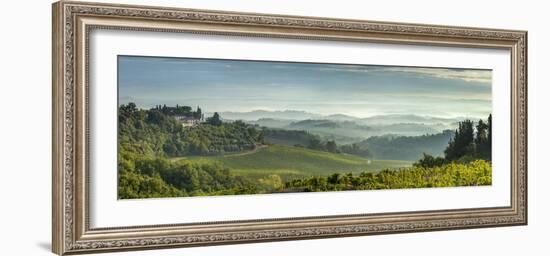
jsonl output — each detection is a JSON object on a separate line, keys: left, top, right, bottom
{"left": 117, "top": 56, "right": 493, "bottom": 199}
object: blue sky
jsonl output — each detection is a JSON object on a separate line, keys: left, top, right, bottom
{"left": 118, "top": 56, "right": 492, "bottom": 118}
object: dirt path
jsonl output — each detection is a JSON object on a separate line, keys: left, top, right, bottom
{"left": 170, "top": 145, "right": 268, "bottom": 161}
{"left": 224, "top": 145, "right": 268, "bottom": 158}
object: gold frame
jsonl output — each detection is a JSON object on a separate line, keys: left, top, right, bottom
{"left": 52, "top": 1, "right": 528, "bottom": 255}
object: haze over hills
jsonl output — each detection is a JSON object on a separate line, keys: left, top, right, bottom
{"left": 216, "top": 110, "right": 323, "bottom": 121}
{"left": 214, "top": 110, "right": 464, "bottom": 125}
{"left": 201, "top": 110, "right": 476, "bottom": 160}
{"left": 284, "top": 119, "right": 444, "bottom": 144}
{"left": 324, "top": 114, "right": 360, "bottom": 122}
{"left": 210, "top": 110, "right": 463, "bottom": 143}
{"left": 359, "top": 114, "right": 463, "bottom": 126}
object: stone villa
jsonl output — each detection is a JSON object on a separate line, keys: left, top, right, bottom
{"left": 174, "top": 114, "right": 204, "bottom": 127}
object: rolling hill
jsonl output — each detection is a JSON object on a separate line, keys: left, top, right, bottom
{"left": 285, "top": 119, "right": 442, "bottom": 143}
{"left": 174, "top": 144, "right": 412, "bottom": 180}
{"left": 220, "top": 110, "right": 464, "bottom": 144}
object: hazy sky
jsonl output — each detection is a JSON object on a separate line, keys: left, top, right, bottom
{"left": 118, "top": 56, "right": 492, "bottom": 119}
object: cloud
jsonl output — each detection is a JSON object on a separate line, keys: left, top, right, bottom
{"left": 121, "top": 56, "right": 491, "bottom": 84}
{"left": 380, "top": 67, "right": 492, "bottom": 84}
{"left": 313, "top": 64, "right": 491, "bottom": 84}
{"left": 317, "top": 64, "right": 372, "bottom": 73}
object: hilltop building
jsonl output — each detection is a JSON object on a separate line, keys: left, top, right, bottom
{"left": 174, "top": 114, "right": 204, "bottom": 127}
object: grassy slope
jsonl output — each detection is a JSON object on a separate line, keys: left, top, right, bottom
{"left": 174, "top": 145, "right": 412, "bottom": 180}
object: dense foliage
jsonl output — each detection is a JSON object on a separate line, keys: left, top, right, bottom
{"left": 118, "top": 103, "right": 265, "bottom": 198}
{"left": 119, "top": 158, "right": 492, "bottom": 198}
{"left": 118, "top": 157, "right": 258, "bottom": 198}
{"left": 262, "top": 128, "right": 320, "bottom": 147}
{"left": 119, "top": 103, "right": 263, "bottom": 158}
{"left": 414, "top": 115, "right": 492, "bottom": 168}
{"left": 445, "top": 115, "right": 492, "bottom": 161}
{"left": 282, "top": 160, "right": 491, "bottom": 192}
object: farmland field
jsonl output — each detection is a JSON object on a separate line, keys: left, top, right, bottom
{"left": 171, "top": 144, "right": 412, "bottom": 180}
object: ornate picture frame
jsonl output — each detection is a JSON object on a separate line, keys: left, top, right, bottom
{"left": 52, "top": 1, "right": 527, "bottom": 255}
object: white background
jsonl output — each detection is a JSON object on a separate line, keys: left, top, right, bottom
{"left": 90, "top": 29, "right": 511, "bottom": 227}
{"left": 0, "top": 0, "right": 547, "bottom": 255}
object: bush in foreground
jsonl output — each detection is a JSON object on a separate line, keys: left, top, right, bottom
{"left": 283, "top": 160, "right": 491, "bottom": 192}
{"left": 118, "top": 159, "right": 491, "bottom": 199}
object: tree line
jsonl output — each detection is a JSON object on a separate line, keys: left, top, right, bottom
{"left": 304, "top": 138, "right": 371, "bottom": 157}
{"left": 360, "top": 130, "right": 454, "bottom": 161}
{"left": 261, "top": 128, "right": 372, "bottom": 157}
{"left": 152, "top": 103, "right": 203, "bottom": 119}
{"left": 415, "top": 114, "right": 492, "bottom": 168}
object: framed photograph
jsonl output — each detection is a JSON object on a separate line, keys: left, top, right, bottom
{"left": 52, "top": 1, "right": 527, "bottom": 255}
